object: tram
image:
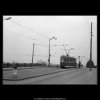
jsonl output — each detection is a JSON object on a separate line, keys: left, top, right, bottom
{"left": 60, "top": 55, "right": 77, "bottom": 68}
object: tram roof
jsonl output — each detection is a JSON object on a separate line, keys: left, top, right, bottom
{"left": 61, "top": 55, "right": 76, "bottom": 59}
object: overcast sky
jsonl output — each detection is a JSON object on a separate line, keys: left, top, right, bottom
{"left": 3, "top": 16, "right": 97, "bottom": 65}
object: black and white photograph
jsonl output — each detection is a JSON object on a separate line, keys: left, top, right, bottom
{"left": 3, "top": 16, "right": 97, "bottom": 85}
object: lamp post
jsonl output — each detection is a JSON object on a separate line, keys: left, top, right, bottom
{"left": 48, "top": 36, "right": 57, "bottom": 67}
{"left": 4, "top": 17, "right": 12, "bottom": 20}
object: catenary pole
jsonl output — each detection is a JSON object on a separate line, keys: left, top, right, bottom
{"left": 90, "top": 22, "right": 93, "bottom": 71}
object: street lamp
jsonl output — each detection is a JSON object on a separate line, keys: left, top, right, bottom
{"left": 4, "top": 17, "right": 12, "bottom": 20}
{"left": 48, "top": 36, "right": 57, "bottom": 67}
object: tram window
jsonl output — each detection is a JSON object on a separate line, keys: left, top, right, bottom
{"left": 72, "top": 58, "right": 75, "bottom": 62}
{"left": 70, "top": 58, "right": 72, "bottom": 62}
{"left": 64, "top": 58, "right": 66, "bottom": 62}
{"left": 66, "top": 58, "right": 69, "bottom": 62}
{"left": 72, "top": 58, "right": 74, "bottom": 62}
{"left": 73, "top": 59, "right": 75, "bottom": 62}
{"left": 61, "top": 58, "right": 64, "bottom": 62}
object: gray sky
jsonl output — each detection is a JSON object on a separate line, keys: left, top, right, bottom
{"left": 3, "top": 16, "right": 97, "bottom": 65}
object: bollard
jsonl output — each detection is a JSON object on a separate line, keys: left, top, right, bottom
{"left": 12, "top": 62, "right": 18, "bottom": 78}
{"left": 13, "top": 67, "right": 18, "bottom": 78}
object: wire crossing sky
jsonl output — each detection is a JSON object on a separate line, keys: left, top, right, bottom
{"left": 3, "top": 16, "right": 97, "bottom": 65}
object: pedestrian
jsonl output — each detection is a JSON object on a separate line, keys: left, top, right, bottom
{"left": 78, "top": 61, "right": 81, "bottom": 68}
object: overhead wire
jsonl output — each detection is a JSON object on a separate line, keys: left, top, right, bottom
{"left": 8, "top": 19, "right": 49, "bottom": 39}
{"left": 4, "top": 18, "right": 72, "bottom": 61}
{"left": 4, "top": 18, "right": 69, "bottom": 47}
{"left": 26, "top": 54, "right": 60, "bottom": 58}
{"left": 4, "top": 17, "right": 81, "bottom": 64}
{"left": 4, "top": 29, "right": 71, "bottom": 58}
{"left": 4, "top": 29, "right": 35, "bottom": 41}
{"left": 4, "top": 29, "right": 68, "bottom": 47}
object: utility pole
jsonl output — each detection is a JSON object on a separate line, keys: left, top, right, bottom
{"left": 48, "top": 39, "right": 50, "bottom": 67}
{"left": 86, "top": 22, "right": 94, "bottom": 71}
{"left": 32, "top": 43, "right": 34, "bottom": 65}
{"left": 90, "top": 22, "right": 93, "bottom": 71}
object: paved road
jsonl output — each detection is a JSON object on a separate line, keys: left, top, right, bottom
{"left": 3, "top": 67, "right": 97, "bottom": 84}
